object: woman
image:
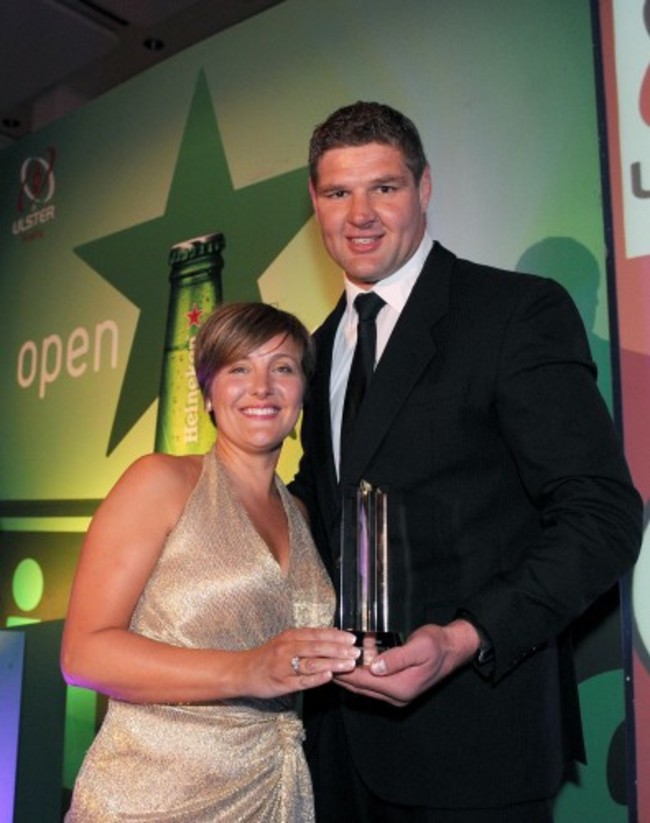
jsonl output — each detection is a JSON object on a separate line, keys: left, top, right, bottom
{"left": 61, "top": 302, "right": 358, "bottom": 821}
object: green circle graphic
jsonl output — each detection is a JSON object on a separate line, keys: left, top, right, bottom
{"left": 12, "top": 557, "right": 44, "bottom": 612}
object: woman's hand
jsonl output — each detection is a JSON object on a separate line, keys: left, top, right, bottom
{"left": 240, "top": 628, "right": 360, "bottom": 698}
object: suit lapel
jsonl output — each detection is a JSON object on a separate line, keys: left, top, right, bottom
{"left": 340, "top": 243, "right": 454, "bottom": 483}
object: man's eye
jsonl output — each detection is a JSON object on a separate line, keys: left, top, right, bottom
{"left": 326, "top": 190, "right": 347, "bottom": 199}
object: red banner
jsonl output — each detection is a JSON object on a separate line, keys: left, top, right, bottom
{"left": 596, "top": 1, "right": 650, "bottom": 819}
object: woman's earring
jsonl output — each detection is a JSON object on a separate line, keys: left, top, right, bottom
{"left": 205, "top": 399, "right": 213, "bottom": 413}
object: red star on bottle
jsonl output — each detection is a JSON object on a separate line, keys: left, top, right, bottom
{"left": 187, "top": 304, "right": 203, "bottom": 327}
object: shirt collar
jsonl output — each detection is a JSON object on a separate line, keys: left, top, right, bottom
{"left": 343, "top": 230, "right": 433, "bottom": 315}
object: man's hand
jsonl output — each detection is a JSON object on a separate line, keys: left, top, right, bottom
{"left": 334, "top": 619, "right": 481, "bottom": 706}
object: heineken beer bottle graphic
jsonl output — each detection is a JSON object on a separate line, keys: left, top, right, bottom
{"left": 155, "top": 232, "right": 225, "bottom": 455}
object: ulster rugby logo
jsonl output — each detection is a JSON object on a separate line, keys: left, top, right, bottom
{"left": 13, "top": 147, "right": 57, "bottom": 239}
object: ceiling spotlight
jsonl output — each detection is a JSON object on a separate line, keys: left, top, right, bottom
{"left": 143, "top": 37, "right": 165, "bottom": 51}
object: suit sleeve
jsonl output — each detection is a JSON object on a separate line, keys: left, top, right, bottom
{"left": 462, "top": 277, "right": 642, "bottom": 682}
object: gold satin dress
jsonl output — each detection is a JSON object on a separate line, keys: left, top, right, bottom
{"left": 65, "top": 450, "right": 335, "bottom": 822}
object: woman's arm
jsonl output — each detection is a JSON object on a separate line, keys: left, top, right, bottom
{"left": 61, "top": 453, "right": 357, "bottom": 704}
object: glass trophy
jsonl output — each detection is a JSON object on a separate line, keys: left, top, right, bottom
{"left": 340, "top": 480, "right": 403, "bottom": 665}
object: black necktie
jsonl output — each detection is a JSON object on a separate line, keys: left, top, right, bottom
{"left": 340, "top": 292, "right": 385, "bottom": 451}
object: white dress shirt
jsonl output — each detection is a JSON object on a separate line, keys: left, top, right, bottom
{"left": 330, "top": 231, "right": 433, "bottom": 473}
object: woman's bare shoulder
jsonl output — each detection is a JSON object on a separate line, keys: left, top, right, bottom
{"left": 123, "top": 451, "right": 203, "bottom": 484}
{"left": 101, "top": 453, "right": 206, "bottom": 521}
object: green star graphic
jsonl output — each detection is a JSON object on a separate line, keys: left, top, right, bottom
{"left": 75, "top": 70, "right": 311, "bottom": 454}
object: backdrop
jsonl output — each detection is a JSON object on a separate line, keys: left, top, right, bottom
{"left": 0, "top": 1, "right": 642, "bottom": 819}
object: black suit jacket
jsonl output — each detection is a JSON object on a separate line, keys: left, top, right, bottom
{"left": 292, "top": 243, "right": 641, "bottom": 808}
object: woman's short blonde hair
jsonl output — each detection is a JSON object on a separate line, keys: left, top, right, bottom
{"left": 194, "top": 302, "right": 315, "bottom": 399}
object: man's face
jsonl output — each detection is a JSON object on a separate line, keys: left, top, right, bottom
{"left": 309, "top": 142, "right": 431, "bottom": 289}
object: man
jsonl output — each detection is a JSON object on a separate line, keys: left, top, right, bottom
{"left": 290, "top": 101, "right": 642, "bottom": 822}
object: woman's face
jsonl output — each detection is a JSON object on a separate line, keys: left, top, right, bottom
{"left": 208, "top": 333, "right": 305, "bottom": 456}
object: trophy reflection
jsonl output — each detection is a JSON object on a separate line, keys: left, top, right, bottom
{"left": 340, "top": 480, "right": 403, "bottom": 666}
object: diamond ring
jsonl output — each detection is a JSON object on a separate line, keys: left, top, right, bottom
{"left": 291, "top": 655, "right": 300, "bottom": 674}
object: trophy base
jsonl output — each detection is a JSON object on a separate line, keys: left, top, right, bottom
{"left": 349, "top": 631, "right": 403, "bottom": 667}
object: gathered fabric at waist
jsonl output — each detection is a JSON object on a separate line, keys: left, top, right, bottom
{"left": 65, "top": 700, "right": 312, "bottom": 822}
